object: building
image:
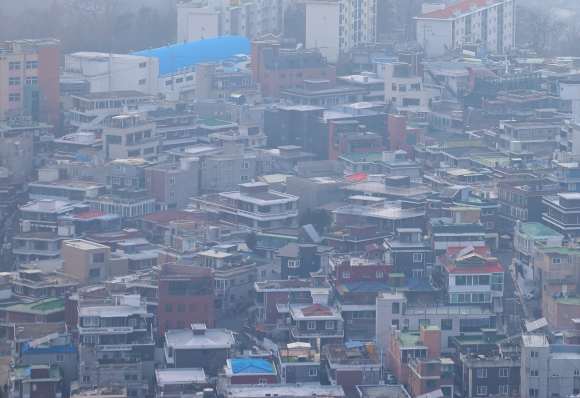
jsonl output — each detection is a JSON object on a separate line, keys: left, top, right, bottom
{"left": 157, "top": 263, "right": 215, "bottom": 337}
{"left": 195, "top": 62, "right": 259, "bottom": 101}
{"left": 289, "top": 303, "right": 344, "bottom": 347}
{"left": 144, "top": 159, "right": 198, "bottom": 210}
{"left": 304, "top": 0, "right": 376, "bottom": 62}
{"left": 103, "top": 111, "right": 161, "bottom": 160}
{"left": 9, "top": 364, "right": 62, "bottom": 398}
{"left": 0, "top": 297, "right": 65, "bottom": 325}
{"left": 61, "top": 239, "right": 128, "bottom": 286}
{"left": 543, "top": 192, "right": 580, "bottom": 238}
{"left": 0, "top": 129, "right": 34, "bottom": 191}
{"left": 384, "top": 63, "right": 439, "bottom": 108}
{"left": 221, "top": 384, "right": 345, "bottom": 398}
{"left": 177, "top": 0, "right": 283, "bottom": 43}
{"left": 277, "top": 243, "right": 333, "bottom": 280}
{"left": 155, "top": 368, "right": 209, "bottom": 397}
{"left": 384, "top": 228, "right": 433, "bottom": 278}
{"left": 499, "top": 121, "right": 558, "bottom": 155}
{"left": 146, "top": 109, "right": 198, "bottom": 149}
{"left": 218, "top": 182, "right": 299, "bottom": 231}
{"left": 164, "top": 324, "right": 236, "bottom": 376}
{"left": 10, "top": 269, "right": 78, "bottom": 301}
{"left": 265, "top": 146, "right": 316, "bottom": 174}
{"left": 414, "top": 0, "right": 515, "bottom": 57}
{"left": 280, "top": 80, "right": 366, "bottom": 107}
{"left": 0, "top": 39, "right": 60, "bottom": 126}
{"left": 276, "top": 342, "right": 321, "bottom": 384}
{"left": 427, "top": 218, "right": 486, "bottom": 262}
{"left": 68, "top": 91, "right": 154, "bottom": 132}
{"left": 514, "top": 222, "right": 563, "bottom": 281}
{"left": 336, "top": 72, "right": 385, "bottom": 102}
{"left": 388, "top": 114, "right": 421, "bottom": 151}
{"left": 323, "top": 342, "right": 382, "bottom": 397}
{"left": 407, "top": 356, "right": 454, "bottom": 398}
{"left": 221, "top": 358, "right": 277, "bottom": 387}
{"left": 251, "top": 41, "right": 336, "bottom": 99}
{"left": 327, "top": 119, "right": 385, "bottom": 161}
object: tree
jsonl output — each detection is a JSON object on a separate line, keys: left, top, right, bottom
{"left": 245, "top": 232, "right": 257, "bottom": 250}
{"left": 299, "top": 209, "right": 331, "bottom": 234}
{"left": 284, "top": 3, "right": 306, "bottom": 44}
{"left": 515, "top": 5, "right": 566, "bottom": 56}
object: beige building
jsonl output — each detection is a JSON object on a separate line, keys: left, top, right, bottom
{"left": 103, "top": 111, "right": 161, "bottom": 160}
{"left": 384, "top": 62, "right": 440, "bottom": 108}
{"left": 62, "top": 239, "right": 128, "bottom": 286}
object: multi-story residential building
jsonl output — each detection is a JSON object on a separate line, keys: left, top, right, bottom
{"left": 28, "top": 169, "right": 105, "bottom": 202}
{"left": 496, "top": 180, "right": 560, "bottom": 233}
{"left": 384, "top": 62, "right": 439, "bottom": 108}
{"left": 68, "top": 91, "right": 154, "bottom": 132}
{"left": 499, "top": 121, "right": 558, "bottom": 155}
{"left": 438, "top": 246, "right": 504, "bottom": 311}
{"left": 427, "top": 218, "right": 486, "bottom": 263}
{"left": 195, "top": 63, "right": 259, "bottom": 101}
{"left": 157, "top": 263, "right": 215, "bottom": 337}
{"left": 61, "top": 239, "right": 128, "bottom": 286}
{"left": 104, "top": 111, "right": 161, "bottom": 160}
{"left": 218, "top": 181, "right": 299, "bottom": 231}
{"left": 275, "top": 342, "right": 321, "bottom": 384}
{"left": 155, "top": 368, "right": 209, "bottom": 397}
{"left": 288, "top": 303, "right": 344, "bottom": 348}
{"left": 222, "top": 384, "right": 345, "bottom": 398}
{"left": 11, "top": 269, "right": 78, "bottom": 300}
{"left": 338, "top": 150, "right": 422, "bottom": 178}
{"left": 533, "top": 245, "right": 580, "bottom": 330}
{"left": 277, "top": 243, "right": 333, "bottom": 280}
{"left": 546, "top": 157, "right": 580, "bottom": 192}
{"left": 376, "top": 291, "right": 498, "bottom": 355}
{"left": 177, "top": 0, "right": 283, "bottom": 42}
{"left": 414, "top": 0, "right": 515, "bottom": 57}
{"left": 384, "top": 228, "right": 433, "bottom": 278}
{"left": 0, "top": 129, "right": 34, "bottom": 191}
{"left": 9, "top": 364, "right": 62, "bottom": 398}
{"left": 144, "top": 159, "right": 198, "bottom": 210}
{"left": 408, "top": 356, "right": 454, "bottom": 398}
{"left": 336, "top": 72, "right": 385, "bottom": 102}
{"left": 213, "top": 262, "right": 257, "bottom": 313}
{"left": 323, "top": 342, "right": 382, "bottom": 397}
{"left": 324, "top": 224, "right": 390, "bottom": 257}
{"left": 0, "top": 297, "right": 65, "bottom": 326}
{"left": 164, "top": 324, "right": 236, "bottom": 375}
{"left": 327, "top": 119, "right": 385, "bottom": 161}
{"left": 280, "top": 79, "right": 366, "bottom": 107}
{"left": 514, "top": 221, "right": 563, "bottom": 281}
{"left": 304, "top": 0, "right": 376, "bottom": 62}
{"left": 76, "top": 291, "right": 155, "bottom": 397}
{"left": 543, "top": 192, "right": 580, "bottom": 238}
{"left": 85, "top": 191, "right": 156, "bottom": 227}
{"left": 520, "top": 334, "right": 580, "bottom": 398}
{"left": 0, "top": 39, "right": 60, "bottom": 126}
{"left": 146, "top": 109, "right": 198, "bottom": 149}
{"left": 220, "top": 358, "right": 277, "bottom": 388}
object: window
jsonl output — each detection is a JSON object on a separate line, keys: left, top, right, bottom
{"left": 178, "top": 303, "right": 185, "bottom": 312}
{"left": 124, "top": 179, "right": 132, "bottom": 186}
{"left": 212, "top": 164, "right": 218, "bottom": 170}
{"left": 9, "top": 62, "right": 21, "bottom": 70}
{"left": 9, "top": 77, "right": 20, "bottom": 86}
{"left": 529, "top": 389, "right": 538, "bottom": 397}
{"left": 575, "top": 370, "right": 580, "bottom": 376}
{"left": 531, "top": 351, "right": 539, "bottom": 358}
{"left": 56, "top": 354, "right": 64, "bottom": 362}
{"left": 477, "top": 386, "right": 487, "bottom": 395}
{"left": 82, "top": 376, "right": 91, "bottom": 382}
{"left": 553, "top": 258, "right": 561, "bottom": 264}
{"left": 9, "top": 93, "right": 20, "bottom": 102}
{"left": 413, "top": 253, "right": 423, "bottom": 262}
{"left": 26, "top": 77, "right": 37, "bottom": 85}
{"left": 426, "top": 380, "right": 436, "bottom": 388}
{"left": 139, "top": 79, "right": 146, "bottom": 85}
{"left": 429, "top": 202, "right": 438, "bottom": 209}
{"left": 399, "top": 84, "right": 407, "bottom": 92}
{"left": 569, "top": 257, "right": 573, "bottom": 263}
{"left": 165, "top": 303, "right": 173, "bottom": 313}
{"left": 498, "top": 385, "right": 508, "bottom": 395}
{"left": 485, "top": 222, "right": 494, "bottom": 229}
{"left": 128, "top": 318, "right": 137, "bottom": 327}
{"left": 88, "top": 268, "right": 101, "bottom": 279}
{"left": 325, "top": 321, "right": 334, "bottom": 329}
{"left": 288, "top": 260, "right": 300, "bottom": 268}
{"left": 342, "top": 271, "right": 350, "bottom": 278}
{"left": 112, "top": 177, "right": 120, "bottom": 185}
{"left": 307, "top": 321, "right": 316, "bottom": 330}
{"left": 309, "top": 369, "right": 317, "bottom": 376}
{"left": 26, "top": 61, "right": 37, "bottom": 69}
{"left": 392, "top": 303, "right": 400, "bottom": 314}
{"left": 441, "top": 319, "right": 452, "bottom": 330}
{"left": 530, "top": 370, "right": 539, "bottom": 377}
{"left": 427, "top": 364, "right": 435, "bottom": 371}
{"left": 139, "top": 62, "right": 147, "bottom": 68}
{"left": 33, "top": 384, "right": 38, "bottom": 392}
{"left": 92, "top": 253, "right": 105, "bottom": 263}
{"left": 259, "top": 379, "right": 267, "bottom": 384}
{"left": 419, "top": 319, "right": 430, "bottom": 327}
{"left": 477, "top": 369, "right": 487, "bottom": 378}
{"left": 170, "top": 178, "right": 175, "bottom": 185}
{"left": 211, "top": 177, "right": 218, "bottom": 183}
{"left": 376, "top": 271, "right": 383, "bottom": 278}
{"left": 170, "top": 191, "right": 175, "bottom": 198}
{"left": 35, "top": 315, "right": 43, "bottom": 323}
{"left": 83, "top": 335, "right": 98, "bottom": 343}
{"left": 84, "top": 317, "right": 99, "bottom": 326}
{"left": 241, "top": 162, "right": 249, "bottom": 169}
{"left": 392, "top": 83, "right": 397, "bottom": 91}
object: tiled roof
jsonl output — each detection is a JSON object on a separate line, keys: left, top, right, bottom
{"left": 405, "top": 277, "right": 437, "bottom": 291}
{"left": 418, "top": 0, "right": 497, "bottom": 19}
{"left": 301, "top": 303, "right": 333, "bottom": 317}
{"left": 230, "top": 359, "right": 275, "bottom": 374}
{"left": 73, "top": 210, "right": 106, "bottom": 219}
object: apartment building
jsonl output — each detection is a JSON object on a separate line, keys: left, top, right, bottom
{"left": 304, "top": 0, "right": 376, "bottom": 62}
{"left": 543, "top": 192, "right": 580, "bottom": 238}
{"left": 144, "top": 159, "right": 198, "bottom": 210}
{"left": 11, "top": 269, "right": 78, "bottom": 300}
{"left": 414, "top": 0, "right": 515, "bottom": 57}
{"left": 61, "top": 239, "right": 128, "bottom": 286}
{"left": 0, "top": 297, "right": 65, "bottom": 326}
{"left": 276, "top": 343, "right": 321, "bottom": 384}
{"left": 218, "top": 181, "right": 299, "bottom": 231}
{"left": 103, "top": 111, "right": 161, "bottom": 160}
{"left": 514, "top": 221, "right": 563, "bottom": 281}
{"left": 177, "top": 0, "right": 283, "bottom": 42}
{"left": 499, "top": 121, "right": 558, "bottom": 155}
{"left": 146, "top": 109, "right": 198, "bottom": 149}
{"left": 427, "top": 218, "right": 486, "bottom": 263}
{"left": 76, "top": 291, "right": 155, "bottom": 397}
{"left": 0, "top": 129, "right": 34, "bottom": 191}
{"left": 195, "top": 63, "right": 259, "bottom": 101}
{"left": 68, "top": 91, "right": 154, "bottom": 132}
{"left": 157, "top": 263, "right": 215, "bottom": 337}
{"left": 251, "top": 41, "right": 336, "bottom": 98}
{"left": 9, "top": 364, "right": 62, "bottom": 398}
{"left": 0, "top": 39, "right": 60, "bottom": 126}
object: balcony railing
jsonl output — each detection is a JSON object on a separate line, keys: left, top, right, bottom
{"left": 79, "top": 326, "right": 133, "bottom": 334}
{"left": 291, "top": 327, "right": 344, "bottom": 338}
{"left": 13, "top": 248, "right": 61, "bottom": 256}
{"left": 237, "top": 209, "right": 299, "bottom": 221}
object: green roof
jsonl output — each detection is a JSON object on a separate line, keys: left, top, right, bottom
{"left": 553, "top": 295, "right": 580, "bottom": 305}
{"left": 453, "top": 332, "right": 505, "bottom": 345}
{"left": 520, "top": 222, "right": 562, "bottom": 238}
{"left": 397, "top": 330, "right": 424, "bottom": 347}
{"left": 540, "top": 247, "right": 580, "bottom": 255}
{"left": 339, "top": 152, "right": 421, "bottom": 168}
{"left": 13, "top": 364, "right": 60, "bottom": 379}
{"left": 2, "top": 297, "right": 64, "bottom": 313}
{"left": 423, "top": 325, "right": 440, "bottom": 331}
{"left": 197, "top": 119, "right": 233, "bottom": 127}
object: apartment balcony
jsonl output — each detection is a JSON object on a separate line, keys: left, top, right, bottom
{"left": 12, "top": 248, "right": 61, "bottom": 257}
{"left": 544, "top": 275, "right": 575, "bottom": 284}
{"left": 79, "top": 326, "right": 134, "bottom": 334}
{"left": 291, "top": 326, "right": 344, "bottom": 339}
{"left": 237, "top": 209, "right": 299, "bottom": 221}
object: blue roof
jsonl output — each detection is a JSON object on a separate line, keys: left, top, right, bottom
{"left": 132, "top": 36, "right": 251, "bottom": 76}
{"left": 405, "top": 277, "right": 437, "bottom": 291}
{"left": 23, "top": 336, "right": 77, "bottom": 355}
{"left": 345, "top": 341, "right": 364, "bottom": 349}
{"left": 342, "top": 282, "right": 391, "bottom": 292}
{"left": 230, "top": 359, "right": 274, "bottom": 374}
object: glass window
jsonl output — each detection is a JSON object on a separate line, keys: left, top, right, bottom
{"left": 477, "top": 386, "right": 487, "bottom": 395}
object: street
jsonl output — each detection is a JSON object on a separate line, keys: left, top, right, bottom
{"left": 493, "top": 249, "right": 526, "bottom": 338}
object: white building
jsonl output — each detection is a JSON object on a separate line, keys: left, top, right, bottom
{"left": 384, "top": 62, "right": 440, "bottom": 108}
{"left": 305, "top": 0, "right": 376, "bottom": 62}
{"left": 177, "top": 0, "right": 283, "bottom": 42}
{"left": 63, "top": 53, "right": 160, "bottom": 95}
{"left": 414, "top": 0, "right": 515, "bottom": 58}
{"left": 513, "top": 221, "right": 563, "bottom": 281}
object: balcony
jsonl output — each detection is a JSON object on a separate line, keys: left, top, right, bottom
{"left": 12, "top": 248, "right": 61, "bottom": 256}
{"left": 236, "top": 209, "right": 299, "bottom": 221}
{"left": 79, "top": 326, "right": 134, "bottom": 334}
{"left": 125, "top": 136, "right": 160, "bottom": 146}
{"left": 291, "top": 326, "right": 344, "bottom": 339}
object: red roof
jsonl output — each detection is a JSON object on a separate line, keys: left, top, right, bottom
{"left": 446, "top": 246, "right": 491, "bottom": 256}
{"left": 73, "top": 211, "right": 106, "bottom": 219}
{"left": 484, "top": 264, "right": 504, "bottom": 273}
{"left": 418, "top": 0, "right": 496, "bottom": 19}
{"left": 345, "top": 173, "right": 368, "bottom": 183}
{"left": 301, "top": 304, "right": 333, "bottom": 317}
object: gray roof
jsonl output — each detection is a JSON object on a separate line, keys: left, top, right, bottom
{"left": 276, "top": 243, "right": 333, "bottom": 258}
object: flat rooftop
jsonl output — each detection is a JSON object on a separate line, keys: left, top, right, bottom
{"left": 155, "top": 368, "right": 207, "bottom": 386}
{"left": 63, "top": 240, "right": 109, "bottom": 251}
{"left": 224, "top": 384, "right": 345, "bottom": 398}
{"left": 165, "top": 328, "right": 235, "bottom": 349}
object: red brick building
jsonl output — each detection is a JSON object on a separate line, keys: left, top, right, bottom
{"left": 328, "top": 120, "right": 385, "bottom": 161}
{"left": 388, "top": 114, "right": 420, "bottom": 150}
{"left": 251, "top": 41, "right": 336, "bottom": 98}
{"left": 157, "top": 263, "right": 215, "bottom": 336}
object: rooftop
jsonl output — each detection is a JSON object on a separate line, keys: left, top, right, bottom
{"left": 517, "top": 222, "right": 563, "bottom": 238}
{"left": 12, "top": 364, "right": 60, "bottom": 380}
{"left": 165, "top": 327, "right": 235, "bottom": 349}
{"left": 223, "top": 384, "right": 345, "bottom": 398}
{"left": 155, "top": 368, "right": 207, "bottom": 386}
{"left": 2, "top": 297, "right": 64, "bottom": 314}
{"left": 12, "top": 323, "right": 66, "bottom": 341}
{"left": 227, "top": 359, "right": 276, "bottom": 375}
{"left": 71, "top": 90, "right": 151, "bottom": 101}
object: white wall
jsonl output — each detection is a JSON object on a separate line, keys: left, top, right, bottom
{"left": 305, "top": 1, "right": 340, "bottom": 62}
{"left": 187, "top": 10, "right": 220, "bottom": 42}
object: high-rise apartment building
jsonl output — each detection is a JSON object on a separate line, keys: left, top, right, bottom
{"left": 0, "top": 39, "right": 60, "bottom": 126}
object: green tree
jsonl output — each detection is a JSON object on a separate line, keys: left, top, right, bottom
{"left": 245, "top": 232, "right": 257, "bottom": 250}
{"left": 299, "top": 209, "right": 331, "bottom": 234}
